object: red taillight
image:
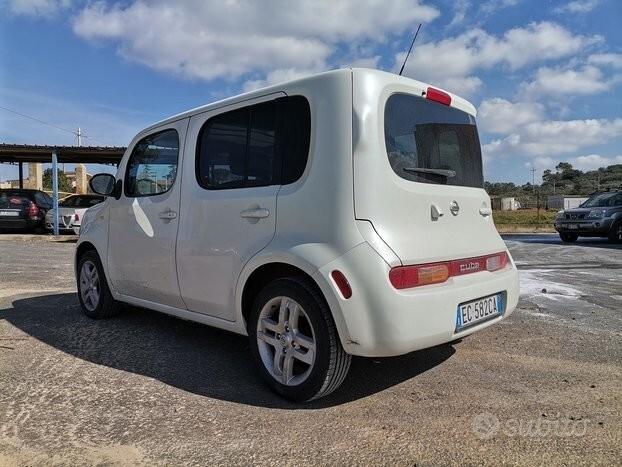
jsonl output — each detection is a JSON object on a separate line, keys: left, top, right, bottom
{"left": 485, "top": 252, "right": 509, "bottom": 272}
{"left": 27, "top": 201, "right": 39, "bottom": 219}
{"left": 74, "top": 212, "right": 80, "bottom": 222}
{"left": 389, "top": 252, "right": 510, "bottom": 290}
{"left": 331, "top": 270, "right": 352, "bottom": 299}
{"left": 389, "top": 263, "right": 450, "bottom": 289}
{"left": 426, "top": 87, "right": 452, "bottom": 106}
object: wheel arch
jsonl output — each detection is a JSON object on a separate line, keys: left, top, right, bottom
{"left": 75, "top": 241, "right": 98, "bottom": 273}
{"left": 237, "top": 256, "right": 352, "bottom": 348}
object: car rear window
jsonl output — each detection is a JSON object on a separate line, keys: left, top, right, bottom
{"left": 0, "top": 191, "right": 32, "bottom": 209}
{"left": 384, "top": 93, "right": 484, "bottom": 188}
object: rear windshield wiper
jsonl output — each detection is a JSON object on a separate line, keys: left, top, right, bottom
{"left": 403, "top": 167, "right": 456, "bottom": 178}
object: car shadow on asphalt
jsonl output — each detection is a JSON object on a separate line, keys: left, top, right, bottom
{"left": 502, "top": 234, "right": 622, "bottom": 250}
{"left": 1, "top": 293, "right": 455, "bottom": 409}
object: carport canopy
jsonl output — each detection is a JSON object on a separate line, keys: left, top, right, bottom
{"left": 0, "top": 143, "right": 125, "bottom": 164}
{"left": 0, "top": 143, "right": 126, "bottom": 235}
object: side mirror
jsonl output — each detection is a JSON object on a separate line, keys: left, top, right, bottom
{"left": 89, "top": 173, "right": 117, "bottom": 197}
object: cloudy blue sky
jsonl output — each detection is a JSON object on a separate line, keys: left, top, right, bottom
{"left": 1, "top": 0, "right": 621, "bottom": 184}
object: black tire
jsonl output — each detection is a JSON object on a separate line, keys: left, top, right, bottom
{"left": 248, "top": 277, "right": 351, "bottom": 402}
{"left": 559, "top": 232, "right": 578, "bottom": 243}
{"left": 608, "top": 221, "right": 622, "bottom": 243}
{"left": 76, "top": 250, "right": 122, "bottom": 319}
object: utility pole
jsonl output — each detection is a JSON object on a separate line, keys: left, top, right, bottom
{"left": 530, "top": 167, "right": 536, "bottom": 190}
{"left": 76, "top": 127, "right": 82, "bottom": 147}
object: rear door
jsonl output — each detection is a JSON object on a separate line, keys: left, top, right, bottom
{"left": 176, "top": 94, "right": 284, "bottom": 320}
{"left": 354, "top": 87, "right": 506, "bottom": 265}
{"left": 107, "top": 120, "right": 187, "bottom": 308}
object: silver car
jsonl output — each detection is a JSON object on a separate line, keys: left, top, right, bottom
{"left": 45, "top": 194, "right": 105, "bottom": 233}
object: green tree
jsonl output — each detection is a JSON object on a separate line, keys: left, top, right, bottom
{"left": 42, "top": 168, "right": 73, "bottom": 193}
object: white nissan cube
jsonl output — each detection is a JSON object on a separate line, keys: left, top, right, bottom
{"left": 77, "top": 68, "right": 519, "bottom": 401}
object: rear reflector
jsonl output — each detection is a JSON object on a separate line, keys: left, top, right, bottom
{"left": 426, "top": 87, "right": 451, "bottom": 106}
{"left": 389, "top": 252, "right": 510, "bottom": 289}
{"left": 331, "top": 270, "right": 352, "bottom": 299}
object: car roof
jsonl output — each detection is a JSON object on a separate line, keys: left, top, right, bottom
{"left": 136, "top": 68, "right": 478, "bottom": 138}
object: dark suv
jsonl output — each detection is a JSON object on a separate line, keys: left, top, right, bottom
{"left": 554, "top": 191, "right": 622, "bottom": 243}
{"left": 0, "top": 189, "right": 53, "bottom": 233}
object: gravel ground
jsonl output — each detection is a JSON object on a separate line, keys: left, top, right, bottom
{"left": 0, "top": 234, "right": 620, "bottom": 466}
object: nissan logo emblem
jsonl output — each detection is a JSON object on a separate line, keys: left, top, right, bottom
{"left": 450, "top": 201, "right": 460, "bottom": 216}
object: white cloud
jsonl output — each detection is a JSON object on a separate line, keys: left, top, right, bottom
{"left": 447, "top": 0, "right": 470, "bottom": 29}
{"left": 72, "top": 0, "right": 439, "bottom": 86}
{"left": 525, "top": 154, "right": 622, "bottom": 174}
{"left": 242, "top": 68, "right": 316, "bottom": 92}
{"left": 525, "top": 156, "right": 556, "bottom": 170}
{"left": 570, "top": 154, "right": 622, "bottom": 170}
{"left": 483, "top": 114, "right": 622, "bottom": 159}
{"left": 588, "top": 53, "right": 622, "bottom": 69}
{"left": 480, "top": 0, "right": 521, "bottom": 15}
{"left": 345, "top": 55, "right": 381, "bottom": 69}
{"left": 397, "top": 21, "right": 600, "bottom": 96}
{"left": 447, "top": 0, "right": 521, "bottom": 28}
{"left": 555, "top": 0, "right": 601, "bottom": 14}
{"left": 5, "top": 0, "right": 71, "bottom": 16}
{"left": 478, "top": 98, "right": 544, "bottom": 134}
{"left": 521, "top": 65, "right": 611, "bottom": 96}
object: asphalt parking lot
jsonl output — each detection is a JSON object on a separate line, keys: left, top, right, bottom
{"left": 0, "top": 234, "right": 621, "bottom": 466}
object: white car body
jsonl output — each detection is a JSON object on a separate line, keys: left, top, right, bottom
{"left": 46, "top": 195, "right": 105, "bottom": 234}
{"left": 77, "top": 68, "right": 518, "bottom": 360}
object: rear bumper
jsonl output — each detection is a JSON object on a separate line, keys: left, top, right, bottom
{"left": 319, "top": 243, "right": 519, "bottom": 357}
{"left": 0, "top": 218, "right": 39, "bottom": 229}
{"left": 554, "top": 218, "right": 613, "bottom": 235}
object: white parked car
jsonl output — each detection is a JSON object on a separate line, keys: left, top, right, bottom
{"left": 46, "top": 194, "right": 105, "bottom": 234}
{"left": 77, "top": 68, "right": 519, "bottom": 401}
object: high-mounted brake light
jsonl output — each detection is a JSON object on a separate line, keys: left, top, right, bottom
{"left": 389, "top": 252, "right": 510, "bottom": 290}
{"left": 425, "top": 87, "right": 452, "bottom": 106}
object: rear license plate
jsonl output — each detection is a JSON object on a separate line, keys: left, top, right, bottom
{"left": 456, "top": 293, "right": 503, "bottom": 331}
{"left": 0, "top": 210, "right": 19, "bottom": 217}
{"left": 566, "top": 224, "right": 579, "bottom": 229}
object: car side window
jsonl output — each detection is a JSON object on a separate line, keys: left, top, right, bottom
{"left": 196, "top": 96, "right": 310, "bottom": 190}
{"left": 125, "top": 129, "right": 179, "bottom": 197}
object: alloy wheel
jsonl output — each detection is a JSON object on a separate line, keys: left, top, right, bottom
{"left": 79, "top": 260, "right": 100, "bottom": 312}
{"left": 256, "top": 296, "right": 316, "bottom": 386}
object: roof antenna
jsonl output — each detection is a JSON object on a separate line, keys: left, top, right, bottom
{"left": 399, "top": 23, "right": 422, "bottom": 76}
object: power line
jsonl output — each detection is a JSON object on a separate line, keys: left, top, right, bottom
{"left": 0, "top": 105, "right": 111, "bottom": 146}
{"left": 0, "top": 105, "right": 77, "bottom": 136}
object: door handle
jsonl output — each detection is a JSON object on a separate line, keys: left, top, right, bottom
{"left": 240, "top": 208, "right": 270, "bottom": 219}
{"left": 159, "top": 210, "right": 177, "bottom": 220}
{"left": 479, "top": 207, "right": 492, "bottom": 217}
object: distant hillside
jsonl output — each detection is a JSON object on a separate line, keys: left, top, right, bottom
{"left": 486, "top": 163, "right": 622, "bottom": 198}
